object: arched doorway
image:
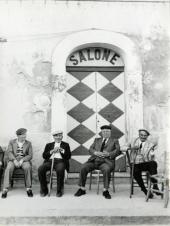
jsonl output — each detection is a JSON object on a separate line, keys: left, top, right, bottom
{"left": 51, "top": 29, "right": 143, "bottom": 172}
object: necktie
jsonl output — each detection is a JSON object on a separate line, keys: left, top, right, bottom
{"left": 139, "top": 142, "right": 143, "bottom": 149}
{"left": 100, "top": 139, "right": 106, "bottom": 152}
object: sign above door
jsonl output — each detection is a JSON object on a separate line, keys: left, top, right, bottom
{"left": 66, "top": 47, "right": 124, "bottom": 67}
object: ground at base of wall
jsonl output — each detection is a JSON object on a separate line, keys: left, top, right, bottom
{"left": 0, "top": 184, "right": 169, "bottom": 226}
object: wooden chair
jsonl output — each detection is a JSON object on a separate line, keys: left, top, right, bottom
{"left": 146, "top": 174, "right": 169, "bottom": 208}
{"left": 11, "top": 168, "right": 27, "bottom": 188}
{"left": 126, "top": 148, "right": 149, "bottom": 198}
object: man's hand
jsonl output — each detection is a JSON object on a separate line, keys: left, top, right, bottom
{"left": 131, "top": 145, "right": 139, "bottom": 151}
{"left": 94, "top": 151, "right": 105, "bottom": 158}
{"left": 19, "top": 159, "right": 24, "bottom": 167}
{"left": 103, "top": 151, "right": 110, "bottom": 157}
{"left": 59, "top": 148, "right": 65, "bottom": 154}
{"left": 14, "top": 159, "right": 20, "bottom": 168}
{"left": 50, "top": 147, "right": 59, "bottom": 155}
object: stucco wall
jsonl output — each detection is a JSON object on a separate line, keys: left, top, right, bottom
{"left": 0, "top": 0, "right": 169, "bottom": 180}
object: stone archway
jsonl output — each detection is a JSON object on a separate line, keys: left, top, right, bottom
{"left": 51, "top": 29, "right": 143, "bottom": 142}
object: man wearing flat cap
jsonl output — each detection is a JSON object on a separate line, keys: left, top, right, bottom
{"left": 74, "top": 125, "right": 120, "bottom": 199}
{"left": 38, "top": 130, "right": 71, "bottom": 197}
{"left": 128, "top": 129, "right": 160, "bottom": 198}
{"left": 1, "top": 128, "right": 33, "bottom": 198}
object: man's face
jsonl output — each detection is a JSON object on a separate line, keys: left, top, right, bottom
{"left": 139, "top": 131, "right": 148, "bottom": 142}
{"left": 17, "top": 133, "right": 27, "bottom": 142}
{"left": 101, "top": 129, "right": 111, "bottom": 139}
{"left": 53, "top": 133, "right": 63, "bottom": 143}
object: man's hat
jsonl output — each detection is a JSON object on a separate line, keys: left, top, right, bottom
{"left": 52, "top": 130, "right": 63, "bottom": 136}
{"left": 100, "top": 125, "right": 111, "bottom": 130}
{"left": 16, "top": 128, "right": 27, "bottom": 136}
{"left": 139, "top": 129, "right": 150, "bottom": 136}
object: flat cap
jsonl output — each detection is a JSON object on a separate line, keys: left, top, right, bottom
{"left": 52, "top": 130, "right": 63, "bottom": 136}
{"left": 100, "top": 125, "right": 111, "bottom": 130}
{"left": 16, "top": 128, "right": 27, "bottom": 136}
{"left": 139, "top": 129, "right": 150, "bottom": 136}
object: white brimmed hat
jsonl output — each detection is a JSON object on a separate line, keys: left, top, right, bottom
{"left": 52, "top": 130, "right": 63, "bottom": 136}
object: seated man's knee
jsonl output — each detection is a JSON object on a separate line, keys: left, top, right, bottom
{"left": 134, "top": 166, "right": 140, "bottom": 175}
{"left": 38, "top": 164, "right": 43, "bottom": 174}
{"left": 23, "top": 163, "right": 31, "bottom": 171}
{"left": 80, "top": 164, "right": 89, "bottom": 174}
{"left": 6, "top": 161, "right": 14, "bottom": 170}
{"left": 56, "top": 164, "right": 65, "bottom": 173}
{"left": 150, "top": 161, "right": 157, "bottom": 168}
{"left": 102, "top": 166, "right": 111, "bottom": 174}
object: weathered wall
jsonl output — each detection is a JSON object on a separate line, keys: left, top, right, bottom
{"left": 0, "top": 0, "right": 169, "bottom": 180}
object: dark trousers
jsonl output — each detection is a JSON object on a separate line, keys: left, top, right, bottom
{"left": 0, "top": 167, "right": 3, "bottom": 190}
{"left": 78, "top": 161, "right": 114, "bottom": 189}
{"left": 38, "top": 159, "right": 65, "bottom": 193}
{"left": 134, "top": 161, "right": 157, "bottom": 192}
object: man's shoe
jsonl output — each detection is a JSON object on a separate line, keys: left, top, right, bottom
{"left": 56, "top": 191, "right": 63, "bottom": 197}
{"left": 1, "top": 191, "right": 7, "bottom": 199}
{"left": 74, "top": 188, "right": 86, "bottom": 197}
{"left": 40, "top": 191, "right": 48, "bottom": 197}
{"left": 148, "top": 192, "right": 154, "bottom": 199}
{"left": 103, "top": 190, "right": 111, "bottom": 199}
{"left": 27, "top": 189, "right": 33, "bottom": 197}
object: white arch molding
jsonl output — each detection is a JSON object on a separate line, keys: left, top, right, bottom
{"left": 51, "top": 29, "right": 143, "bottom": 141}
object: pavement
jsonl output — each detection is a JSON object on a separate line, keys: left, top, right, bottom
{"left": 0, "top": 181, "right": 169, "bottom": 226}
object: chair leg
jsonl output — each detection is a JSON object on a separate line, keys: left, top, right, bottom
{"left": 11, "top": 179, "right": 14, "bottom": 188}
{"left": 112, "top": 172, "right": 115, "bottom": 193}
{"left": 146, "top": 178, "right": 151, "bottom": 202}
{"left": 89, "top": 172, "right": 92, "bottom": 190}
{"left": 64, "top": 170, "right": 68, "bottom": 183}
{"left": 130, "top": 164, "right": 134, "bottom": 198}
{"left": 130, "top": 175, "right": 134, "bottom": 198}
{"left": 161, "top": 182, "right": 164, "bottom": 199}
{"left": 164, "top": 179, "right": 169, "bottom": 208}
{"left": 24, "top": 174, "right": 27, "bottom": 188}
{"left": 97, "top": 171, "right": 100, "bottom": 194}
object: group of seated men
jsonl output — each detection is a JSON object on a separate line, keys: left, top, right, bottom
{"left": 0, "top": 125, "right": 160, "bottom": 199}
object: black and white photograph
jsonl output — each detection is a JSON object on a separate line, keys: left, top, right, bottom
{"left": 0, "top": 0, "right": 169, "bottom": 225}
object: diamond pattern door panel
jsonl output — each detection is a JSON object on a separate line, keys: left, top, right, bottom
{"left": 66, "top": 69, "right": 125, "bottom": 172}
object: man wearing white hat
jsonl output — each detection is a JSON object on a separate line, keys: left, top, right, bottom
{"left": 38, "top": 130, "right": 71, "bottom": 197}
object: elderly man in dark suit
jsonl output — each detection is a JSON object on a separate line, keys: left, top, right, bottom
{"left": 1, "top": 128, "right": 33, "bottom": 198}
{"left": 38, "top": 130, "right": 71, "bottom": 197}
{"left": 74, "top": 125, "right": 120, "bottom": 199}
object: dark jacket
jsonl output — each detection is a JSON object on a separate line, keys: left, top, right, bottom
{"left": 88, "top": 137, "right": 120, "bottom": 166}
{"left": 42, "top": 141, "right": 71, "bottom": 172}
{"left": 0, "top": 146, "right": 4, "bottom": 168}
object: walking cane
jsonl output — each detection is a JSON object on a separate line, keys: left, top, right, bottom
{"left": 48, "top": 155, "right": 55, "bottom": 197}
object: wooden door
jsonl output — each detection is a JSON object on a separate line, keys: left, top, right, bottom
{"left": 66, "top": 66, "right": 125, "bottom": 172}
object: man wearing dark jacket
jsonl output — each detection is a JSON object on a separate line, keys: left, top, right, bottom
{"left": 74, "top": 125, "right": 120, "bottom": 199}
{"left": 38, "top": 130, "right": 71, "bottom": 197}
{"left": 0, "top": 146, "right": 4, "bottom": 190}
